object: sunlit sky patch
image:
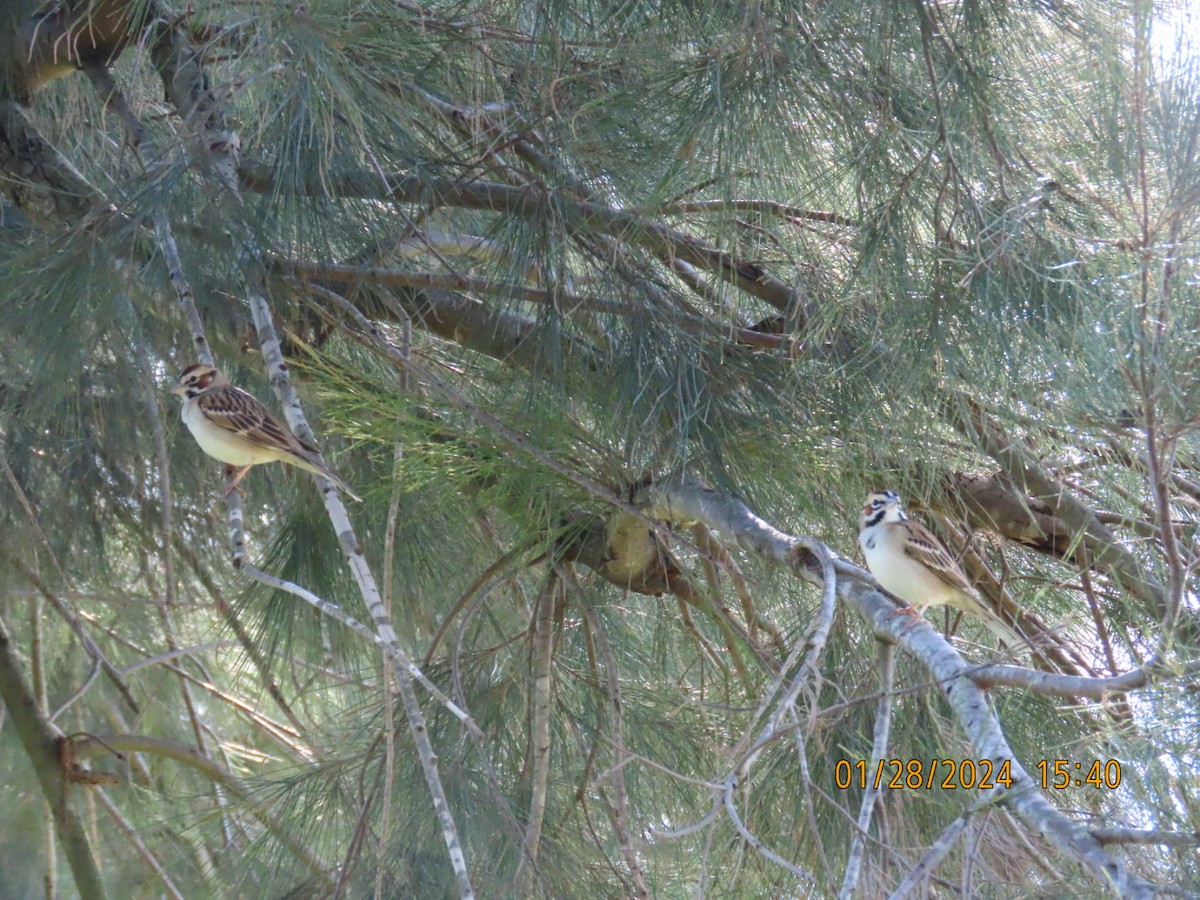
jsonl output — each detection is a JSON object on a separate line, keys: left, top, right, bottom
{"left": 1154, "top": 1, "right": 1199, "bottom": 70}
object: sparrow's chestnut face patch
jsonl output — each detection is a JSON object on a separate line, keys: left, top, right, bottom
{"left": 173, "top": 365, "right": 361, "bottom": 501}
{"left": 177, "top": 365, "right": 216, "bottom": 394}
{"left": 862, "top": 491, "right": 894, "bottom": 517}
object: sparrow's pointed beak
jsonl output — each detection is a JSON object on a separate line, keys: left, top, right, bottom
{"left": 169, "top": 383, "right": 186, "bottom": 396}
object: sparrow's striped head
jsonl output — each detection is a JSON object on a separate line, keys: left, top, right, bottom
{"left": 171, "top": 364, "right": 228, "bottom": 398}
{"left": 859, "top": 489, "right": 904, "bottom": 530}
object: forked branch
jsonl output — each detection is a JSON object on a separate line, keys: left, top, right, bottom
{"left": 640, "top": 475, "right": 1151, "bottom": 898}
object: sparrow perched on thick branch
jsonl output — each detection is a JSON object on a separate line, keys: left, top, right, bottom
{"left": 858, "top": 490, "right": 1020, "bottom": 645}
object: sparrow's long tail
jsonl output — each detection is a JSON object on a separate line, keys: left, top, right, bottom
{"left": 962, "top": 594, "right": 1024, "bottom": 648}
{"left": 289, "top": 454, "right": 363, "bottom": 502}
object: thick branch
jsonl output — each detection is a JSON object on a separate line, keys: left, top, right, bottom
{"left": 640, "top": 475, "right": 1150, "bottom": 898}
{"left": 288, "top": 260, "right": 790, "bottom": 353}
{"left": 950, "top": 397, "right": 1167, "bottom": 619}
{"left": 838, "top": 642, "right": 895, "bottom": 899}
{"left": 933, "top": 472, "right": 1084, "bottom": 562}
{"left": 524, "top": 568, "right": 559, "bottom": 862}
{"left": 147, "top": 6, "right": 223, "bottom": 134}
{"left": 659, "top": 199, "right": 858, "bottom": 228}
{"left": 6, "top": 0, "right": 144, "bottom": 97}
{"left": 239, "top": 163, "right": 806, "bottom": 318}
{"left": 0, "top": 615, "right": 107, "bottom": 899}
{"left": 301, "top": 280, "right": 603, "bottom": 372}
{"left": 968, "top": 657, "right": 1196, "bottom": 699}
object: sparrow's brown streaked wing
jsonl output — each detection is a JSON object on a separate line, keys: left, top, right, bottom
{"left": 196, "top": 386, "right": 306, "bottom": 457}
{"left": 896, "top": 521, "right": 976, "bottom": 595}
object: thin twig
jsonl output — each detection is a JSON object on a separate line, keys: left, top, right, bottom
{"left": 424, "top": 542, "right": 540, "bottom": 666}
{"left": 721, "top": 771, "right": 817, "bottom": 883}
{"left": 376, "top": 374, "right": 407, "bottom": 900}
{"left": 73, "top": 732, "right": 334, "bottom": 890}
{"left": 838, "top": 642, "right": 896, "bottom": 899}
{"left": 0, "top": 436, "right": 67, "bottom": 582}
{"left": 578, "top": 581, "right": 652, "bottom": 899}
{"left": 523, "top": 568, "right": 560, "bottom": 864}
{"left": 9, "top": 556, "right": 140, "bottom": 716}
{"left": 135, "top": 349, "right": 223, "bottom": 839}
{"left": 886, "top": 813, "right": 972, "bottom": 900}
{"left": 240, "top": 565, "right": 479, "bottom": 736}
{"left": 95, "top": 789, "right": 185, "bottom": 900}
{"left": 47, "top": 657, "right": 100, "bottom": 725}
{"left": 240, "top": 256, "right": 474, "bottom": 895}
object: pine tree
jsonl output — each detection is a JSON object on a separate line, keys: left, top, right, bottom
{"left": 0, "top": 0, "right": 1197, "bottom": 896}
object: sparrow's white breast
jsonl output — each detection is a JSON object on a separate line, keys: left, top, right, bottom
{"left": 182, "top": 398, "right": 276, "bottom": 467}
{"left": 860, "top": 523, "right": 956, "bottom": 607}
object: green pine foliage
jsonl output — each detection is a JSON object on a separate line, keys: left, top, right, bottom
{"left": 0, "top": 0, "right": 1198, "bottom": 896}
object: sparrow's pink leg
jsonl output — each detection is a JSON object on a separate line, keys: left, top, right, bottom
{"left": 223, "top": 465, "right": 253, "bottom": 496}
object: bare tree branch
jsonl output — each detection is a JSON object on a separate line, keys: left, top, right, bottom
{"left": 838, "top": 642, "right": 896, "bottom": 899}
{"left": 238, "top": 162, "right": 807, "bottom": 319}
{"left": 0, "top": 614, "right": 107, "bottom": 899}
{"left": 949, "top": 395, "right": 1167, "bottom": 620}
{"left": 641, "top": 474, "right": 1153, "bottom": 898}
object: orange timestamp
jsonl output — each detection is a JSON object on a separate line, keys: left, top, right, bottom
{"left": 834, "top": 758, "right": 1014, "bottom": 791}
{"left": 1035, "top": 759, "right": 1122, "bottom": 789}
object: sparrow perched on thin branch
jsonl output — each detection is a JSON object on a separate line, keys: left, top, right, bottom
{"left": 858, "top": 490, "right": 1021, "bottom": 645}
{"left": 171, "top": 363, "right": 360, "bottom": 501}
